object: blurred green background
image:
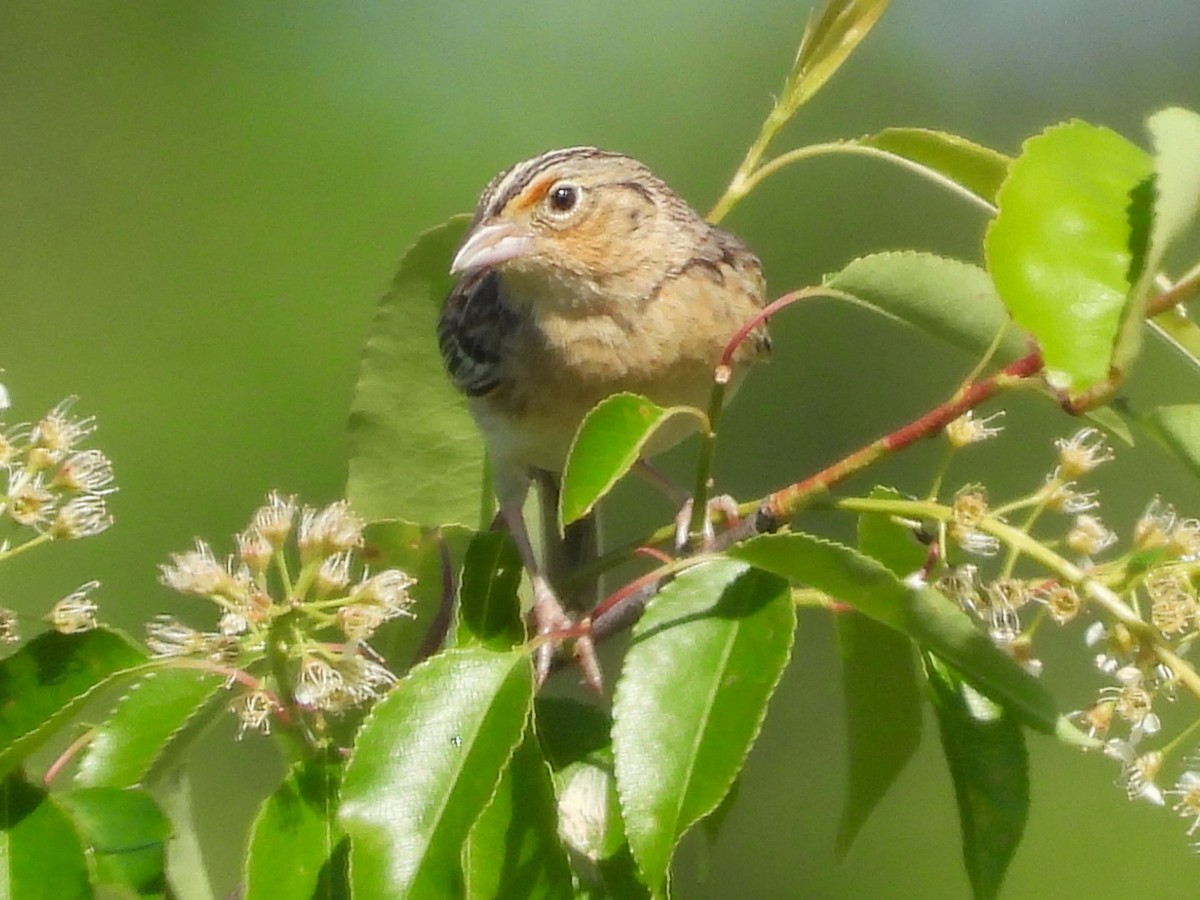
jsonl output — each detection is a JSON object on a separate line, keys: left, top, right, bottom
{"left": 3, "top": 1, "right": 1200, "bottom": 896}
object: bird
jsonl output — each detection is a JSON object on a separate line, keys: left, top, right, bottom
{"left": 437, "top": 146, "right": 770, "bottom": 684}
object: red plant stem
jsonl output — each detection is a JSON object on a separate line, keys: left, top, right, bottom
{"left": 634, "top": 545, "right": 675, "bottom": 565}
{"left": 591, "top": 566, "right": 681, "bottom": 624}
{"left": 571, "top": 348, "right": 1048, "bottom": 658}
{"left": 721, "top": 289, "right": 818, "bottom": 368}
{"left": 166, "top": 657, "right": 293, "bottom": 727}
{"left": 762, "top": 349, "right": 1045, "bottom": 524}
{"left": 43, "top": 728, "right": 95, "bottom": 786}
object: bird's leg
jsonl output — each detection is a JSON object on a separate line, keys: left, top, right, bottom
{"left": 499, "top": 500, "right": 601, "bottom": 690}
{"left": 632, "top": 460, "right": 742, "bottom": 551}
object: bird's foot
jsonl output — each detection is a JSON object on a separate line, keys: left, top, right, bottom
{"left": 531, "top": 574, "right": 602, "bottom": 692}
{"left": 673, "top": 494, "right": 742, "bottom": 552}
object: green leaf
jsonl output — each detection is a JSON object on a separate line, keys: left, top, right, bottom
{"left": 560, "top": 392, "right": 705, "bottom": 526}
{"left": 857, "top": 128, "right": 1010, "bottom": 207}
{"left": 534, "top": 697, "right": 612, "bottom": 772}
{"left": 1142, "top": 107, "right": 1200, "bottom": 283}
{"left": 152, "top": 770, "right": 215, "bottom": 900}
{"left": 0, "top": 628, "right": 147, "bottom": 780}
{"left": 554, "top": 758, "right": 626, "bottom": 868}
{"left": 464, "top": 730, "right": 573, "bottom": 900}
{"left": 727, "top": 533, "right": 1070, "bottom": 738}
{"left": 57, "top": 786, "right": 170, "bottom": 898}
{"left": 346, "top": 216, "right": 484, "bottom": 526}
{"left": 1152, "top": 313, "right": 1200, "bottom": 371}
{"left": 75, "top": 668, "right": 226, "bottom": 789}
{"left": 339, "top": 647, "right": 534, "bottom": 900}
{"left": 785, "top": 0, "right": 891, "bottom": 113}
{"left": 824, "top": 252, "right": 1030, "bottom": 363}
{"left": 836, "top": 614, "right": 920, "bottom": 858}
{"left": 534, "top": 700, "right": 643, "bottom": 895}
{"left": 1144, "top": 404, "right": 1200, "bottom": 478}
{"left": 856, "top": 485, "right": 929, "bottom": 575}
{"left": 244, "top": 758, "right": 346, "bottom": 900}
{"left": 361, "top": 520, "right": 474, "bottom": 671}
{"left": 985, "top": 120, "right": 1152, "bottom": 395}
{"left": 1116, "top": 108, "right": 1200, "bottom": 378}
{"left": 1084, "top": 403, "right": 1135, "bottom": 446}
{"left": 612, "top": 560, "right": 794, "bottom": 893}
{"left": 455, "top": 531, "right": 525, "bottom": 650}
{"left": 836, "top": 487, "right": 924, "bottom": 857}
{"left": 1129, "top": 108, "right": 1200, "bottom": 376}
{"left": 536, "top": 700, "right": 626, "bottom": 865}
{"left": 924, "top": 654, "right": 1028, "bottom": 900}
{"left": 0, "top": 774, "right": 91, "bottom": 900}
{"left": 594, "top": 847, "right": 653, "bottom": 900}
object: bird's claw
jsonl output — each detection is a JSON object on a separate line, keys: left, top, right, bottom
{"left": 531, "top": 575, "right": 603, "bottom": 692}
{"left": 673, "top": 494, "right": 742, "bottom": 552}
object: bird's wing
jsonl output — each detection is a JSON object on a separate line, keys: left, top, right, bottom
{"left": 437, "top": 269, "right": 518, "bottom": 397}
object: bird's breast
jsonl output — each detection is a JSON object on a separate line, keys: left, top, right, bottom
{"left": 483, "top": 268, "right": 764, "bottom": 474}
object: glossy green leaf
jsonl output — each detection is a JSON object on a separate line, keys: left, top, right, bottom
{"left": 784, "top": 0, "right": 891, "bottom": 113}
{"left": 824, "top": 252, "right": 1029, "bottom": 363}
{"left": 0, "top": 628, "right": 147, "bottom": 780}
{"left": 244, "top": 758, "right": 345, "bottom": 900}
{"left": 857, "top": 128, "right": 1010, "bottom": 207}
{"left": 347, "top": 216, "right": 484, "bottom": 526}
{"left": 0, "top": 774, "right": 91, "bottom": 900}
{"left": 361, "top": 520, "right": 474, "bottom": 671}
{"left": 924, "top": 654, "right": 1028, "bottom": 900}
{"left": 836, "top": 487, "right": 924, "bottom": 857}
{"left": 455, "top": 531, "right": 525, "bottom": 650}
{"left": 1144, "top": 404, "right": 1200, "bottom": 478}
{"left": 612, "top": 560, "right": 794, "bottom": 893}
{"left": 75, "top": 668, "right": 226, "bottom": 789}
{"left": 560, "top": 392, "right": 705, "bottom": 526}
{"left": 340, "top": 647, "right": 533, "bottom": 900}
{"left": 986, "top": 120, "right": 1152, "bottom": 394}
{"left": 727, "top": 533, "right": 1076, "bottom": 740}
{"left": 57, "top": 786, "right": 170, "bottom": 898}
{"left": 464, "top": 730, "right": 573, "bottom": 900}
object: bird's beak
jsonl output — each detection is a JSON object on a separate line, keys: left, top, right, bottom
{"left": 450, "top": 222, "right": 534, "bottom": 275}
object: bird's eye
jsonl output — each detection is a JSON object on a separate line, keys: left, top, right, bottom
{"left": 546, "top": 182, "right": 580, "bottom": 214}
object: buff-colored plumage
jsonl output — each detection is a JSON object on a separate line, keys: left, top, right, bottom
{"left": 438, "top": 147, "right": 769, "bottom": 684}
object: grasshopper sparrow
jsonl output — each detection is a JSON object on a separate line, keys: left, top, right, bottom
{"left": 438, "top": 146, "right": 769, "bottom": 682}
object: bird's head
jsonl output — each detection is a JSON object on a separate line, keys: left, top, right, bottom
{"left": 450, "top": 147, "right": 700, "bottom": 311}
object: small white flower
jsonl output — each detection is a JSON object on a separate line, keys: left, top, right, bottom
{"left": 1054, "top": 428, "right": 1114, "bottom": 478}
{"left": 945, "top": 410, "right": 1005, "bottom": 447}
{"left": 252, "top": 492, "right": 297, "bottom": 548}
{"left": 49, "top": 581, "right": 101, "bottom": 634}
{"left": 50, "top": 494, "right": 112, "bottom": 539}
{"left": 298, "top": 500, "right": 364, "bottom": 561}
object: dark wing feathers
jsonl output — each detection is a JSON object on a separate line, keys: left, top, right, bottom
{"left": 437, "top": 270, "right": 517, "bottom": 397}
